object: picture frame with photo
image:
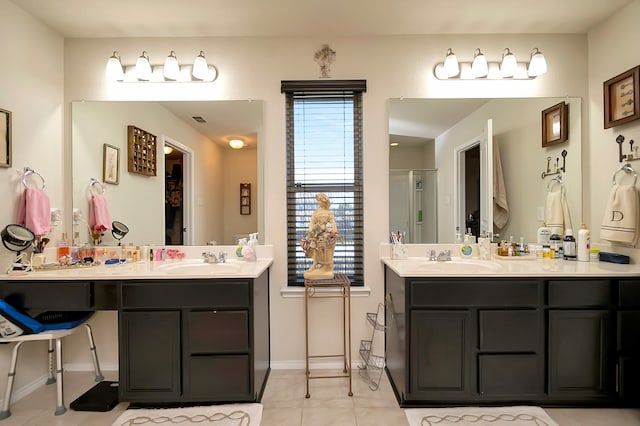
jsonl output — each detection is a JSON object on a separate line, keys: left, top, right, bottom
{"left": 103, "top": 143, "right": 120, "bottom": 184}
{"left": 541, "top": 102, "right": 569, "bottom": 147}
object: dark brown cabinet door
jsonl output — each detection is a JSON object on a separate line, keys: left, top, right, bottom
{"left": 548, "top": 310, "right": 610, "bottom": 399}
{"left": 119, "top": 310, "right": 181, "bottom": 402}
{"left": 410, "top": 310, "right": 471, "bottom": 400}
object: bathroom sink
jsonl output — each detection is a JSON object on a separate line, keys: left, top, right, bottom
{"left": 157, "top": 261, "right": 242, "bottom": 275}
{"left": 405, "top": 258, "right": 503, "bottom": 274}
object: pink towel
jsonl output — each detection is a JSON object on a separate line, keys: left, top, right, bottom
{"left": 17, "top": 188, "right": 52, "bottom": 237}
{"left": 89, "top": 194, "right": 112, "bottom": 233}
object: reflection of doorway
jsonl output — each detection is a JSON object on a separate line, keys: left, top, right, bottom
{"left": 163, "top": 136, "right": 194, "bottom": 245}
{"left": 463, "top": 146, "right": 480, "bottom": 238}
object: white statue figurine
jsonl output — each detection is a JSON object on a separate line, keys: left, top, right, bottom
{"left": 301, "top": 193, "right": 339, "bottom": 280}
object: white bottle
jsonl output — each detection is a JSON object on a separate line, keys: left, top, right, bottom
{"left": 537, "top": 223, "right": 550, "bottom": 244}
{"left": 577, "top": 224, "right": 591, "bottom": 262}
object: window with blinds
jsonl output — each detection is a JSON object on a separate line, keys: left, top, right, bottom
{"left": 282, "top": 80, "right": 366, "bottom": 286}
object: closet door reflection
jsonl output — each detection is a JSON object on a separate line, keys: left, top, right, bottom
{"left": 390, "top": 169, "right": 437, "bottom": 243}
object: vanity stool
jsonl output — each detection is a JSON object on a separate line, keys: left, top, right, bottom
{"left": 0, "top": 301, "right": 104, "bottom": 420}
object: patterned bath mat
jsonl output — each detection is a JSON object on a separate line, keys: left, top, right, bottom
{"left": 112, "top": 403, "right": 262, "bottom": 426}
{"left": 405, "top": 406, "right": 559, "bottom": 426}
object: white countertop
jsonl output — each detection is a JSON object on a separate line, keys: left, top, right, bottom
{"left": 0, "top": 245, "right": 273, "bottom": 281}
{"left": 381, "top": 243, "right": 640, "bottom": 278}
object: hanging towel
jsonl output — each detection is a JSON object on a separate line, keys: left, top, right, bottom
{"left": 16, "top": 188, "right": 52, "bottom": 237}
{"left": 89, "top": 194, "right": 112, "bottom": 233}
{"left": 600, "top": 184, "right": 638, "bottom": 245}
{"left": 493, "top": 139, "right": 509, "bottom": 229}
{"left": 545, "top": 190, "right": 573, "bottom": 233}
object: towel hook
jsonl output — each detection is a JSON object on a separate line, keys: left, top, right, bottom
{"left": 613, "top": 163, "right": 638, "bottom": 186}
{"left": 21, "top": 167, "right": 46, "bottom": 190}
{"left": 89, "top": 178, "right": 106, "bottom": 195}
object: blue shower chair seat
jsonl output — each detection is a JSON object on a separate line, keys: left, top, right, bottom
{"left": 0, "top": 300, "right": 104, "bottom": 419}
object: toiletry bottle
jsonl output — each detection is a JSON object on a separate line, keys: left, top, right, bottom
{"left": 460, "top": 233, "right": 473, "bottom": 257}
{"left": 577, "top": 224, "right": 591, "bottom": 262}
{"left": 243, "top": 233, "right": 258, "bottom": 262}
{"left": 537, "top": 223, "right": 550, "bottom": 244}
{"left": 455, "top": 226, "right": 462, "bottom": 244}
{"left": 563, "top": 229, "right": 576, "bottom": 261}
{"left": 57, "top": 232, "right": 70, "bottom": 263}
{"left": 71, "top": 231, "right": 80, "bottom": 262}
{"left": 549, "top": 230, "right": 562, "bottom": 259}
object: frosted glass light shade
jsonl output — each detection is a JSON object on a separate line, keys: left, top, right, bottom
{"left": 105, "top": 52, "right": 124, "bottom": 81}
{"left": 135, "top": 51, "right": 152, "bottom": 81}
{"left": 163, "top": 51, "right": 180, "bottom": 80}
{"left": 443, "top": 48, "right": 459, "bottom": 78}
{"left": 471, "top": 49, "right": 488, "bottom": 78}
{"left": 192, "top": 51, "right": 210, "bottom": 80}
{"left": 500, "top": 48, "right": 517, "bottom": 77}
{"left": 229, "top": 139, "right": 245, "bottom": 149}
{"left": 528, "top": 48, "right": 548, "bottom": 77}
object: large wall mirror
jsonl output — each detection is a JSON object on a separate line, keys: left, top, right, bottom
{"left": 72, "top": 100, "right": 263, "bottom": 246}
{"left": 389, "top": 97, "right": 582, "bottom": 244}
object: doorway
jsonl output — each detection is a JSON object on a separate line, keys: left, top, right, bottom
{"left": 163, "top": 136, "right": 194, "bottom": 245}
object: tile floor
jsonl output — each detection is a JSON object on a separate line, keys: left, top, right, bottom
{"left": 1, "top": 369, "right": 639, "bottom": 425}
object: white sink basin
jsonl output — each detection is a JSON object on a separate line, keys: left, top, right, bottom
{"left": 405, "top": 258, "right": 503, "bottom": 274}
{"left": 157, "top": 261, "right": 242, "bottom": 275}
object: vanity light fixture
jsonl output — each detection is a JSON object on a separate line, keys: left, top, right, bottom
{"left": 434, "top": 47, "right": 548, "bottom": 80}
{"left": 229, "top": 139, "right": 245, "bottom": 149}
{"left": 471, "top": 48, "right": 488, "bottom": 78}
{"left": 163, "top": 50, "right": 180, "bottom": 81}
{"left": 442, "top": 48, "right": 460, "bottom": 78}
{"left": 105, "top": 51, "right": 124, "bottom": 81}
{"left": 527, "top": 48, "right": 548, "bottom": 77}
{"left": 499, "top": 48, "right": 518, "bottom": 78}
{"left": 106, "top": 50, "right": 218, "bottom": 83}
{"left": 135, "top": 51, "right": 152, "bottom": 81}
{"left": 164, "top": 146, "right": 174, "bottom": 155}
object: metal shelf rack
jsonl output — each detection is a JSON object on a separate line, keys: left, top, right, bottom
{"left": 358, "top": 301, "right": 391, "bottom": 390}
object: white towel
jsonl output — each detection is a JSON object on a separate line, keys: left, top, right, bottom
{"left": 493, "top": 139, "right": 509, "bottom": 229}
{"left": 601, "top": 184, "right": 638, "bottom": 245}
{"left": 545, "top": 190, "right": 572, "bottom": 233}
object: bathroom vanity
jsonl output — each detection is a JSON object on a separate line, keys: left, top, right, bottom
{"left": 0, "top": 251, "right": 272, "bottom": 405}
{"left": 382, "top": 252, "right": 640, "bottom": 408}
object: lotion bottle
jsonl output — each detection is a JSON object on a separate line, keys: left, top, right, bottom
{"left": 537, "top": 223, "right": 550, "bottom": 244}
{"left": 577, "top": 224, "right": 591, "bottom": 262}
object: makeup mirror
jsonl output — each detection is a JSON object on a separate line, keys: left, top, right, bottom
{"left": 1, "top": 224, "right": 35, "bottom": 257}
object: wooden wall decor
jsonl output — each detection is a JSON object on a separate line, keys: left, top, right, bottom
{"left": 127, "top": 125, "right": 157, "bottom": 176}
{"left": 240, "top": 183, "right": 251, "bottom": 215}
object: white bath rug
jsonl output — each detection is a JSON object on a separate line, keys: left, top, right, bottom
{"left": 405, "top": 405, "right": 559, "bottom": 426}
{"left": 112, "top": 403, "right": 262, "bottom": 426}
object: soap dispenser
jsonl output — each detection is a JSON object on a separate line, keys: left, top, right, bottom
{"left": 242, "top": 233, "right": 258, "bottom": 262}
{"left": 460, "top": 233, "right": 473, "bottom": 258}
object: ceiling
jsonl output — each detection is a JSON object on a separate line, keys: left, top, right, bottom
{"left": 11, "top": 0, "right": 633, "bottom": 38}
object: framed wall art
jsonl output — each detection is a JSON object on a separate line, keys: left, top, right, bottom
{"left": 0, "top": 107, "right": 11, "bottom": 168}
{"left": 604, "top": 65, "right": 640, "bottom": 129}
{"left": 127, "top": 125, "right": 157, "bottom": 176}
{"left": 541, "top": 102, "right": 569, "bottom": 147}
{"left": 103, "top": 143, "right": 120, "bottom": 184}
{"left": 240, "top": 183, "right": 251, "bottom": 215}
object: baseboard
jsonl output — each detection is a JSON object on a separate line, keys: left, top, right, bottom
{"left": 65, "top": 361, "right": 119, "bottom": 372}
{"left": 0, "top": 375, "right": 48, "bottom": 406}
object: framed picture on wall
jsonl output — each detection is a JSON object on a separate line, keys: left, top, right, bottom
{"left": 604, "top": 65, "right": 640, "bottom": 129}
{"left": 103, "top": 143, "right": 120, "bottom": 184}
{"left": 0, "top": 107, "right": 11, "bottom": 168}
{"left": 541, "top": 102, "right": 569, "bottom": 147}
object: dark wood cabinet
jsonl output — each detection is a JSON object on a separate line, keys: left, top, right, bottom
{"left": 118, "top": 273, "right": 270, "bottom": 404}
{"left": 385, "top": 269, "right": 639, "bottom": 408}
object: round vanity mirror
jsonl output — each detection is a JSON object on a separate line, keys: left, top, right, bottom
{"left": 111, "top": 221, "right": 129, "bottom": 245}
{"left": 1, "top": 224, "right": 36, "bottom": 253}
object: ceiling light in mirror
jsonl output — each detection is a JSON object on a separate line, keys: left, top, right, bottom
{"left": 471, "top": 48, "right": 488, "bottom": 78}
{"left": 443, "top": 48, "right": 459, "bottom": 78}
{"left": 229, "top": 139, "right": 245, "bottom": 149}
{"left": 164, "top": 146, "right": 174, "bottom": 155}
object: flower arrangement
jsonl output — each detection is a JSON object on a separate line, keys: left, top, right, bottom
{"left": 301, "top": 224, "right": 340, "bottom": 260}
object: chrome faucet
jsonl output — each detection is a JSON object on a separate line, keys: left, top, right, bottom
{"left": 202, "top": 252, "right": 219, "bottom": 263}
{"left": 217, "top": 251, "right": 226, "bottom": 264}
{"left": 436, "top": 250, "right": 452, "bottom": 262}
{"left": 429, "top": 250, "right": 438, "bottom": 261}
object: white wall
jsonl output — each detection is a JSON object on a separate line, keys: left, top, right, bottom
{"left": 0, "top": 0, "right": 65, "bottom": 400}
{"left": 587, "top": 0, "right": 640, "bottom": 256}
{"left": 223, "top": 148, "right": 258, "bottom": 245}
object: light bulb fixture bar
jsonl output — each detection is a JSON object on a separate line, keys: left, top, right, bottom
{"left": 105, "top": 50, "right": 218, "bottom": 82}
{"left": 434, "top": 47, "right": 548, "bottom": 80}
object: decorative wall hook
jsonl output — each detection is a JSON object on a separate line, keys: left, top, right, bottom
{"left": 541, "top": 149, "right": 568, "bottom": 179}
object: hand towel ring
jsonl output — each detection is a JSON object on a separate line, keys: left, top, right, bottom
{"left": 21, "top": 167, "right": 45, "bottom": 190}
{"left": 546, "top": 175, "right": 564, "bottom": 192}
{"left": 612, "top": 163, "right": 638, "bottom": 186}
{"left": 89, "top": 178, "right": 106, "bottom": 195}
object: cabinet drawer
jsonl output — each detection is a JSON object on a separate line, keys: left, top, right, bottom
{"left": 619, "top": 280, "right": 640, "bottom": 307}
{"left": 188, "top": 355, "right": 250, "bottom": 399}
{"left": 410, "top": 280, "right": 539, "bottom": 307}
{"left": 1, "top": 281, "right": 92, "bottom": 310}
{"left": 479, "top": 354, "right": 540, "bottom": 396}
{"left": 479, "top": 310, "right": 539, "bottom": 352}
{"left": 121, "top": 280, "right": 250, "bottom": 308}
{"left": 548, "top": 280, "right": 611, "bottom": 307}
{"left": 188, "top": 310, "right": 249, "bottom": 353}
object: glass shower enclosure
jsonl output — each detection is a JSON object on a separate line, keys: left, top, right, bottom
{"left": 389, "top": 169, "right": 437, "bottom": 243}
